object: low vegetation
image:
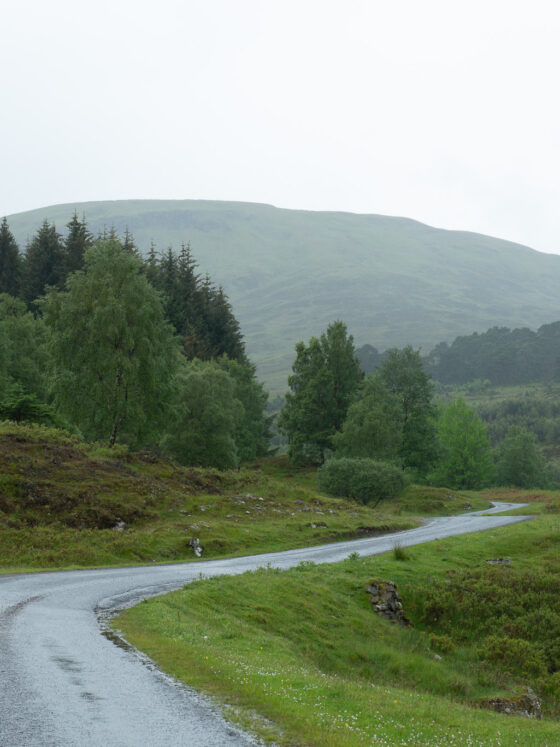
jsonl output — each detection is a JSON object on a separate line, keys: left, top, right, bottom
{"left": 0, "top": 423, "right": 490, "bottom": 572}
{"left": 116, "top": 501, "right": 560, "bottom": 745}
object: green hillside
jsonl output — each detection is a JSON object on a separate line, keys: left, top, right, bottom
{"left": 8, "top": 200, "right": 560, "bottom": 391}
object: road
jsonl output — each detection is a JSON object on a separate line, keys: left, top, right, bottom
{"left": 0, "top": 502, "right": 531, "bottom": 746}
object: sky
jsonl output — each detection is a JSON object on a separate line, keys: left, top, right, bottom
{"left": 3, "top": 0, "right": 560, "bottom": 254}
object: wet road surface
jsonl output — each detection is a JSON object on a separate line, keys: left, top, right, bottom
{"left": 0, "top": 502, "right": 531, "bottom": 746}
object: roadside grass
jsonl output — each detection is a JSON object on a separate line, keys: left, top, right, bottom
{"left": 0, "top": 423, "right": 488, "bottom": 572}
{"left": 116, "top": 509, "right": 560, "bottom": 746}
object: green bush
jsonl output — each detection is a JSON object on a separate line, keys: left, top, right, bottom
{"left": 318, "top": 457, "right": 406, "bottom": 504}
{"left": 429, "top": 633, "right": 455, "bottom": 654}
{"left": 478, "top": 635, "right": 547, "bottom": 678}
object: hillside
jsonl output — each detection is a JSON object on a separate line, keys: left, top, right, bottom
{"left": 8, "top": 199, "right": 560, "bottom": 391}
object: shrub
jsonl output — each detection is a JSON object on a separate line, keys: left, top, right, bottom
{"left": 318, "top": 457, "right": 407, "bottom": 505}
{"left": 429, "top": 633, "right": 455, "bottom": 654}
{"left": 478, "top": 635, "right": 547, "bottom": 678}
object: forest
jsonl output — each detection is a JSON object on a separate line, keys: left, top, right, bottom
{"left": 0, "top": 214, "right": 270, "bottom": 469}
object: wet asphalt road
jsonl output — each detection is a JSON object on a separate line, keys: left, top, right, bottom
{"left": 0, "top": 502, "right": 531, "bottom": 747}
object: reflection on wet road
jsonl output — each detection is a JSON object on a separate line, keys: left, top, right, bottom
{"left": 0, "top": 502, "right": 531, "bottom": 746}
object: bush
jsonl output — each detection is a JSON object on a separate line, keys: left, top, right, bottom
{"left": 318, "top": 457, "right": 407, "bottom": 505}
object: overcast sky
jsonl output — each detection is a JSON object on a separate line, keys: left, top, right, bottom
{"left": 3, "top": 0, "right": 560, "bottom": 253}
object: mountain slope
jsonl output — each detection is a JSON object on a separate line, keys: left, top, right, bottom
{"left": 8, "top": 199, "right": 560, "bottom": 390}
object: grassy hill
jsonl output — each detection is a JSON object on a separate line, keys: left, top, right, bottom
{"left": 8, "top": 199, "right": 560, "bottom": 391}
{"left": 117, "top": 495, "right": 560, "bottom": 745}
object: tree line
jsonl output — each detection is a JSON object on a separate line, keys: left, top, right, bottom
{"left": 0, "top": 215, "right": 270, "bottom": 469}
{"left": 281, "top": 321, "right": 551, "bottom": 495}
{"left": 357, "top": 322, "right": 560, "bottom": 387}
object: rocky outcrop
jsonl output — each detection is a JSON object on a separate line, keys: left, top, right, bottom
{"left": 480, "top": 687, "right": 542, "bottom": 719}
{"left": 365, "top": 580, "right": 410, "bottom": 626}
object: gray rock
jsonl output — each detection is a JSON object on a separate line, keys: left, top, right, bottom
{"left": 188, "top": 537, "right": 204, "bottom": 558}
{"left": 481, "top": 687, "right": 541, "bottom": 719}
{"left": 365, "top": 580, "right": 410, "bottom": 626}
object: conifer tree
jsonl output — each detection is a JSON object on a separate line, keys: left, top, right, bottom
{"left": 63, "top": 213, "right": 93, "bottom": 275}
{"left": 0, "top": 218, "right": 21, "bottom": 297}
{"left": 22, "top": 220, "right": 65, "bottom": 306}
{"left": 122, "top": 228, "right": 137, "bottom": 254}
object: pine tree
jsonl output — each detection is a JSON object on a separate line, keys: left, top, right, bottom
{"left": 0, "top": 218, "right": 21, "bottom": 297}
{"left": 63, "top": 213, "right": 93, "bottom": 276}
{"left": 22, "top": 220, "right": 65, "bottom": 307}
{"left": 122, "top": 228, "right": 137, "bottom": 254}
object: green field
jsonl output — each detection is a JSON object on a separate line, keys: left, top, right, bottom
{"left": 116, "top": 499, "right": 560, "bottom": 746}
{"left": 8, "top": 199, "right": 560, "bottom": 391}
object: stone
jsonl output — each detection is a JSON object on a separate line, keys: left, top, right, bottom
{"left": 486, "top": 558, "right": 511, "bottom": 565}
{"left": 480, "top": 687, "right": 541, "bottom": 719}
{"left": 112, "top": 520, "right": 126, "bottom": 532}
{"left": 189, "top": 537, "right": 204, "bottom": 558}
{"left": 365, "top": 580, "right": 410, "bottom": 626}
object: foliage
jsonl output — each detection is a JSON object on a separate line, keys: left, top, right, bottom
{"left": 332, "top": 374, "right": 403, "bottom": 461}
{"left": 215, "top": 356, "right": 271, "bottom": 463}
{"left": 378, "top": 346, "right": 438, "bottom": 476}
{"left": 43, "top": 239, "right": 179, "bottom": 446}
{"left": 161, "top": 359, "right": 241, "bottom": 470}
{"left": 146, "top": 244, "right": 247, "bottom": 363}
{"left": 0, "top": 217, "right": 21, "bottom": 296}
{"left": 0, "top": 383, "right": 63, "bottom": 427}
{"left": 63, "top": 213, "right": 93, "bottom": 275}
{"left": 430, "top": 398, "right": 493, "bottom": 489}
{"left": 318, "top": 456, "right": 407, "bottom": 504}
{"left": 494, "top": 426, "right": 548, "bottom": 488}
{"left": 21, "top": 219, "right": 65, "bottom": 306}
{"left": 279, "top": 321, "right": 363, "bottom": 464}
{"left": 419, "top": 561, "right": 560, "bottom": 699}
{"left": 0, "top": 293, "right": 49, "bottom": 402}
{"left": 425, "top": 322, "right": 560, "bottom": 386}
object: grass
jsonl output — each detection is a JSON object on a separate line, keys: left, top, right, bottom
{"left": 115, "top": 502, "right": 560, "bottom": 746}
{"left": 0, "top": 423, "right": 488, "bottom": 572}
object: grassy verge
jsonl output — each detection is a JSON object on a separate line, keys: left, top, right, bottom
{"left": 115, "top": 507, "right": 560, "bottom": 746}
{"left": 0, "top": 423, "right": 489, "bottom": 571}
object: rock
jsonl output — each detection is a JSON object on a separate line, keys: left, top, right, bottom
{"left": 189, "top": 537, "right": 204, "bottom": 558}
{"left": 112, "top": 520, "right": 126, "bottom": 532}
{"left": 486, "top": 558, "right": 511, "bottom": 565}
{"left": 480, "top": 687, "right": 542, "bottom": 719}
{"left": 307, "top": 522, "right": 327, "bottom": 529}
{"left": 365, "top": 580, "right": 410, "bottom": 626}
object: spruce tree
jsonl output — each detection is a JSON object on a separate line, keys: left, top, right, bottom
{"left": 63, "top": 213, "right": 93, "bottom": 275}
{"left": 0, "top": 218, "right": 21, "bottom": 297}
{"left": 22, "top": 220, "right": 65, "bottom": 306}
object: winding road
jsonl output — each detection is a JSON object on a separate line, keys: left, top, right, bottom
{"left": 0, "top": 502, "right": 531, "bottom": 746}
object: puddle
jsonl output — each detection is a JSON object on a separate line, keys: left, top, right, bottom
{"left": 100, "top": 628, "right": 135, "bottom": 652}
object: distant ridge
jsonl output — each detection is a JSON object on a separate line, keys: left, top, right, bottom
{"left": 7, "top": 199, "right": 560, "bottom": 391}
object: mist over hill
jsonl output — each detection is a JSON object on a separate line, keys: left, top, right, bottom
{"left": 8, "top": 199, "right": 560, "bottom": 391}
